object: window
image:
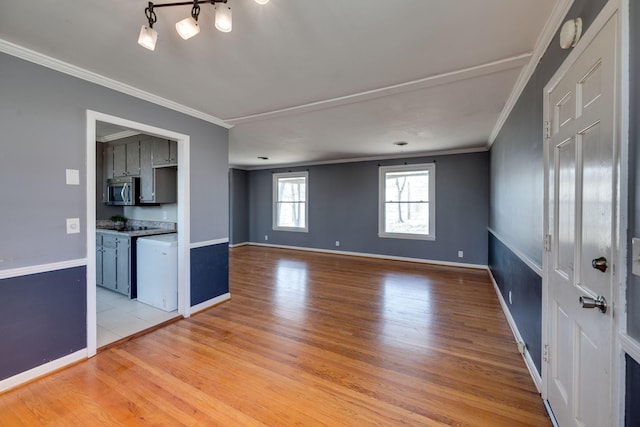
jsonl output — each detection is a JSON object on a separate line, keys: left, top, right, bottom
{"left": 379, "top": 163, "right": 435, "bottom": 240}
{"left": 273, "top": 171, "right": 308, "bottom": 232}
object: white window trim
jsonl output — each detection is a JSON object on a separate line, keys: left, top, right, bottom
{"left": 273, "top": 171, "right": 309, "bottom": 233}
{"left": 378, "top": 163, "right": 436, "bottom": 241}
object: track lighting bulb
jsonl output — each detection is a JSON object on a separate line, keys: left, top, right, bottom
{"left": 176, "top": 16, "right": 200, "bottom": 40}
{"left": 215, "top": 3, "right": 232, "bottom": 33}
{"left": 138, "top": 25, "right": 158, "bottom": 50}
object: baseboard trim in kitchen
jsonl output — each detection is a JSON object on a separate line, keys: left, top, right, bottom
{"left": 191, "top": 292, "right": 231, "bottom": 316}
{"left": 0, "top": 349, "right": 86, "bottom": 394}
{"left": 0, "top": 258, "right": 87, "bottom": 280}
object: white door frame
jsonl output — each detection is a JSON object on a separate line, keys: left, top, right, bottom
{"left": 86, "top": 110, "right": 192, "bottom": 357}
{"left": 542, "top": 1, "right": 625, "bottom": 425}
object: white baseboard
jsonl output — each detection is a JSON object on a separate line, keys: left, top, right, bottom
{"left": 190, "top": 292, "right": 231, "bottom": 315}
{"left": 0, "top": 349, "right": 86, "bottom": 393}
{"left": 488, "top": 269, "right": 542, "bottom": 392}
{"left": 248, "top": 242, "right": 487, "bottom": 270}
{"left": 229, "top": 242, "right": 249, "bottom": 248}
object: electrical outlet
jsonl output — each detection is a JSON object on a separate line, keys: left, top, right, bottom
{"left": 458, "top": 250, "right": 463, "bottom": 258}
{"left": 509, "top": 291, "right": 513, "bottom": 305}
{"left": 66, "top": 218, "right": 80, "bottom": 234}
{"left": 162, "top": 210, "right": 168, "bottom": 220}
{"left": 335, "top": 241, "right": 340, "bottom": 247}
{"left": 265, "top": 235, "right": 268, "bottom": 241}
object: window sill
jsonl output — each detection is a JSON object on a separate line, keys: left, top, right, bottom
{"left": 378, "top": 232, "right": 435, "bottom": 241}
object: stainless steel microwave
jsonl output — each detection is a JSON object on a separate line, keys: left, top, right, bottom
{"left": 106, "top": 176, "right": 140, "bottom": 206}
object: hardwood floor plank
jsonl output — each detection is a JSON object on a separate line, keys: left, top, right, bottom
{"left": 0, "top": 246, "right": 550, "bottom": 426}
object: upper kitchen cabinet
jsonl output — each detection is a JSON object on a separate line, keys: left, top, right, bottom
{"left": 107, "top": 139, "right": 140, "bottom": 178}
{"left": 152, "top": 139, "right": 178, "bottom": 167}
{"left": 139, "top": 138, "right": 177, "bottom": 204}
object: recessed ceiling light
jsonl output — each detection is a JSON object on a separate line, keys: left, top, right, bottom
{"left": 393, "top": 141, "right": 408, "bottom": 147}
{"left": 258, "top": 156, "right": 269, "bottom": 160}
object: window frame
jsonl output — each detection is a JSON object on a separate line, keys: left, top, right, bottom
{"left": 272, "top": 171, "right": 309, "bottom": 233}
{"left": 378, "top": 163, "right": 436, "bottom": 240}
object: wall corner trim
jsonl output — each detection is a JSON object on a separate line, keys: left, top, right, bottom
{"left": 621, "top": 334, "right": 640, "bottom": 366}
{"left": 0, "top": 349, "right": 86, "bottom": 393}
{"left": 0, "top": 259, "right": 87, "bottom": 280}
{"left": 189, "top": 238, "right": 229, "bottom": 249}
{"left": 0, "top": 38, "right": 231, "bottom": 129}
{"left": 488, "top": 228, "right": 543, "bottom": 277}
{"left": 488, "top": 269, "right": 543, "bottom": 391}
{"left": 190, "top": 292, "right": 231, "bottom": 315}
{"left": 488, "top": 0, "right": 576, "bottom": 144}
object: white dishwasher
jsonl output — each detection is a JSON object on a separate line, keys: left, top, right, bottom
{"left": 137, "top": 233, "right": 178, "bottom": 311}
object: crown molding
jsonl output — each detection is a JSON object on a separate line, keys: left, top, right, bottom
{"left": 231, "top": 146, "right": 488, "bottom": 171}
{"left": 488, "top": 0, "right": 575, "bottom": 144}
{"left": 225, "top": 54, "right": 531, "bottom": 126}
{"left": 0, "top": 38, "right": 232, "bottom": 129}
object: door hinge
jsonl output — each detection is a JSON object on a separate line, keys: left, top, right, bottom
{"left": 543, "top": 344, "right": 550, "bottom": 363}
{"left": 544, "top": 121, "right": 551, "bottom": 139}
{"left": 544, "top": 234, "right": 552, "bottom": 252}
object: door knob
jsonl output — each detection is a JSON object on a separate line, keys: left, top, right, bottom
{"left": 592, "top": 256, "right": 608, "bottom": 272}
{"left": 579, "top": 295, "right": 607, "bottom": 313}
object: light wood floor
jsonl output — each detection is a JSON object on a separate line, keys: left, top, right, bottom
{"left": 0, "top": 246, "right": 550, "bottom": 426}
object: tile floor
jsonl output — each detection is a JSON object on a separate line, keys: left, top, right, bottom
{"left": 97, "top": 286, "right": 180, "bottom": 348}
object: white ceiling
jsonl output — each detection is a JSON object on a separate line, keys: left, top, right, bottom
{"left": 0, "top": 0, "right": 557, "bottom": 168}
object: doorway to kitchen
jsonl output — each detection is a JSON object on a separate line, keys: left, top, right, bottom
{"left": 86, "top": 111, "right": 191, "bottom": 357}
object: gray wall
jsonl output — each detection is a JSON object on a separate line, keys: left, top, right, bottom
{"left": 490, "top": 0, "right": 608, "bottom": 267}
{"left": 0, "top": 51, "right": 229, "bottom": 381}
{"left": 245, "top": 152, "right": 489, "bottom": 265}
{"left": 229, "top": 168, "right": 249, "bottom": 244}
{"left": 0, "top": 51, "right": 228, "bottom": 271}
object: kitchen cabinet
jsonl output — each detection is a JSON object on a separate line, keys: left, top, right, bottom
{"left": 139, "top": 138, "right": 177, "bottom": 204}
{"left": 152, "top": 138, "right": 178, "bottom": 167}
{"left": 107, "top": 140, "right": 140, "bottom": 178}
{"left": 96, "top": 232, "right": 134, "bottom": 297}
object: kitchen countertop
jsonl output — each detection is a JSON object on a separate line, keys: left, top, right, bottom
{"left": 96, "top": 228, "right": 176, "bottom": 238}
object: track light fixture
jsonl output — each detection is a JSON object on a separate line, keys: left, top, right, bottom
{"left": 138, "top": 0, "right": 267, "bottom": 51}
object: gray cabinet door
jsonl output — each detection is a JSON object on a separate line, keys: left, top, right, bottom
{"left": 152, "top": 138, "right": 178, "bottom": 167}
{"left": 102, "top": 246, "right": 117, "bottom": 290}
{"left": 104, "top": 146, "right": 114, "bottom": 180}
{"left": 113, "top": 144, "right": 127, "bottom": 177}
{"left": 125, "top": 141, "right": 140, "bottom": 176}
{"left": 168, "top": 140, "right": 178, "bottom": 165}
{"left": 96, "top": 234, "right": 103, "bottom": 286}
{"left": 116, "top": 237, "right": 130, "bottom": 295}
{"left": 139, "top": 139, "right": 154, "bottom": 203}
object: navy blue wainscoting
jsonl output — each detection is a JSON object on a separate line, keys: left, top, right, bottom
{"left": 627, "top": 354, "right": 640, "bottom": 426}
{"left": 190, "top": 243, "right": 229, "bottom": 306}
{"left": 488, "top": 232, "right": 542, "bottom": 373}
{"left": 0, "top": 267, "right": 87, "bottom": 381}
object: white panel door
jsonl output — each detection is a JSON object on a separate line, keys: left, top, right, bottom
{"left": 545, "top": 15, "right": 617, "bottom": 427}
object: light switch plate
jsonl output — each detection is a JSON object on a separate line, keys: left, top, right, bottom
{"left": 66, "top": 169, "right": 80, "bottom": 185}
{"left": 633, "top": 238, "right": 640, "bottom": 276}
{"left": 66, "top": 218, "right": 80, "bottom": 234}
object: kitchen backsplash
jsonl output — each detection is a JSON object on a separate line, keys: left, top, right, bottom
{"left": 96, "top": 218, "right": 176, "bottom": 231}
{"left": 123, "top": 204, "right": 177, "bottom": 222}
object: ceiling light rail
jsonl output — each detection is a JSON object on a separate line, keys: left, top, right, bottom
{"left": 138, "top": 0, "right": 268, "bottom": 51}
